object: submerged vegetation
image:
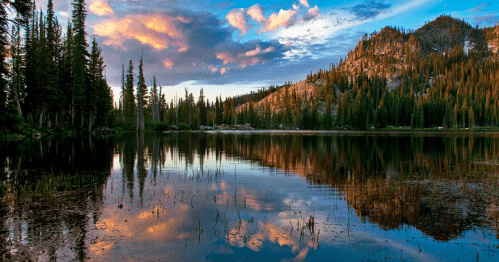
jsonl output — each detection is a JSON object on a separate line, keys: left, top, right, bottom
{"left": 1, "top": 170, "right": 109, "bottom": 201}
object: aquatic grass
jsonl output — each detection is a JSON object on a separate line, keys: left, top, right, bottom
{"left": 4, "top": 170, "right": 109, "bottom": 201}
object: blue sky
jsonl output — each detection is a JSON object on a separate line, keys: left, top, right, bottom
{"left": 44, "top": 0, "right": 499, "bottom": 103}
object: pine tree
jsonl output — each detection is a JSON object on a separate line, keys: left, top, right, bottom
{"left": 0, "top": 0, "right": 30, "bottom": 132}
{"left": 151, "top": 76, "right": 159, "bottom": 122}
{"left": 215, "top": 96, "right": 223, "bottom": 125}
{"left": 198, "top": 88, "right": 207, "bottom": 126}
{"left": 120, "top": 63, "right": 125, "bottom": 120}
{"left": 123, "top": 60, "right": 135, "bottom": 122}
{"left": 88, "top": 37, "right": 111, "bottom": 128}
{"left": 9, "top": 23, "right": 23, "bottom": 116}
{"left": 136, "top": 56, "right": 147, "bottom": 131}
{"left": 71, "top": 0, "right": 89, "bottom": 127}
{"left": 60, "top": 21, "right": 74, "bottom": 125}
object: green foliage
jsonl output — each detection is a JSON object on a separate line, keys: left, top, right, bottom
{"left": 113, "top": 120, "right": 136, "bottom": 131}
{"left": 1, "top": 0, "right": 113, "bottom": 135}
{"left": 0, "top": 104, "right": 26, "bottom": 136}
{"left": 178, "top": 122, "right": 192, "bottom": 130}
{"left": 145, "top": 120, "right": 170, "bottom": 131}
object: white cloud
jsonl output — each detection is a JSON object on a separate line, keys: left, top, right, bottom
{"left": 276, "top": 0, "right": 431, "bottom": 60}
{"left": 299, "top": 0, "right": 310, "bottom": 8}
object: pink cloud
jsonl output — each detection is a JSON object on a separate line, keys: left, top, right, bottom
{"left": 226, "top": 8, "right": 248, "bottom": 35}
{"left": 245, "top": 46, "right": 262, "bottom": 57}
{"left": 247, "top": 4, "right": 266, "bottom": 22}
{"left": 163, "top": 59, "right": 174, "bottom": 69}
{"left": 216, "top": 53, "right": 234, "bottom": 64}
{"left": 208, "top": 65, "right": 218, "bottom": 73}
{"left": 308, "top": 6, "right": 321, "bottom": 18}
{"left": 244, "top": 46, "right": 275, "bottom": 57}
{"left": 93, "top": 14, "right": 190, "bottom": 50}
{"left": 239, "top": 57, "right": 262, "bottom": 69}
{"left": 263, "top": 9, "right": 297, "bottom": 32}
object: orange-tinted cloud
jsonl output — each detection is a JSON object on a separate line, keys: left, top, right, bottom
{"left": 209, "top": 65, "right": 218, "bottom": 73}
{"left": 245, "top": 46, "right": 262, "bottom": 57}
{"left": 216, "top": 45, "right": 277, "bottom": 69}
{"left": 263, "top": 9, "right": 297, "bottom": 32}
{"left": 89, "top": 0, "right": 114, "bottom": 16}
{"left": 216, "top": 53, "right": 234, "bottom": 64}
{"left": 226, "top": 8, "right": 248, "bottom": 35}
{"left": 240, "top": 57, "right": 262, "bottom": 69}
{"left": 244, "top": 46, "right": 275, "bottom": 57}
{"left": 220, "top": 67, "right": 228, "bottom": 74}
{"left": 247, "top": 4, "right": 266, "bottom": 22}
{"left": 93, "top": 14, "right": 190, "bottom": 51}
{"left": 164, "top": 59, "right": 174, "bottom": 69}
{"left": 177, "top": 46, "right": 189, "bottom": 53}
{"left": 89, "top": 241, "right": 115, "bottom": 256}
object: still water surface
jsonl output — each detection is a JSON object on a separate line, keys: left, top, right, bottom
{"left": 1, "top": 132, "right": 499, "bottom": 261}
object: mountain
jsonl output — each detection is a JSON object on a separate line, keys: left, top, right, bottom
{"left": 234, "top": 15, "right": 499, "bottom": 130}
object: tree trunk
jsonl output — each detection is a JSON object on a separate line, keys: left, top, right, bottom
{"left": 88, "top": 110, "right": 93, "bottom": 131}
{"left": 13, "top": 71, "right": 22, "bottom": 116}
{"left": 71, "top": 91, "right": 75, "bottom": 127}
{"left": 38, "top": 109, "right": 44, "bottom": 129}
{"left": 47, "top": 112, "right": 51, "bottom": 128}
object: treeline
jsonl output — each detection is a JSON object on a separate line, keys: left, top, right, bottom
{"left": 0, "top": 0, "right": 113, "bottom": 135}
{"left": 114, "top": 79, "right": 291, "bottom": 130}
{"left": 231, "top": 84, "right": 284, "bottom": 108}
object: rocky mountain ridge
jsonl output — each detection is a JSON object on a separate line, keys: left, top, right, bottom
{"left": 236, "top": 15, "right": 499, "bottom": 116}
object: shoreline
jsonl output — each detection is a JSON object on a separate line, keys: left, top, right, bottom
{"left": 171, "top": 128, "right": 499, "bottom": 136}
{"left": 3, "top": 127, "right": 499, "bottom": 141}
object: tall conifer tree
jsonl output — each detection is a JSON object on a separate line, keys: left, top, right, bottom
{"left": 136, "top": 56, "right": 147, "bottom": 131}
{"left": 71, "top": 0, "right": 88, "bottom": 127}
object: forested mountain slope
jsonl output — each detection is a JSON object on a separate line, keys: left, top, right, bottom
{"left": 235, "top": 15, "right": 499, "bottom": 130}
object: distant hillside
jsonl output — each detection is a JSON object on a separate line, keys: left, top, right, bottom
{"left": 236, "top": 79, "right": 326, "bottom": 115}
{"left": 233, "top": 15, "right": 499, "bottom": 130}
{"left": 337, "top": 15, "right": 495, "bottom": 88}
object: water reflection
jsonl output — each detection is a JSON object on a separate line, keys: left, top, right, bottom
{"left": 1, "top": 132, "right": 499, "bottom": 261}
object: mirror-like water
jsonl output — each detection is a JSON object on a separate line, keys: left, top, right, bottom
{"left": 1, "top": 132, "right": 499, "bottom": 261}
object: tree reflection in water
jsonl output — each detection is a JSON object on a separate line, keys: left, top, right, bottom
{"left": 1, "top": 132, "right": 499, "bottom": 261}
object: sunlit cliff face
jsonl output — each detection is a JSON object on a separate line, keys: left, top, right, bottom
{"left": 93, "top": 14, "right": 190, "bottom": 52}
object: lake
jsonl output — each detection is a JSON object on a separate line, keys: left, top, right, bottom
{"left": 1, "top": 131, "right": 499, "bottom": 261}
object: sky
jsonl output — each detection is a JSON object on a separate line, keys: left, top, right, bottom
{"left": 42, "top": 0, "right": 499, "bottom": 103}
